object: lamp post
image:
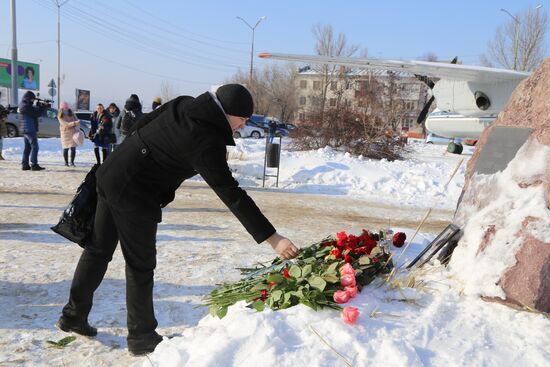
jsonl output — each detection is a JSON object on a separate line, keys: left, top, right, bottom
{"left": 55, "top": 0, "right": 70, "bottom": 110}
{"left": 10, "top": 0, "right": 18, "bottom": 106}
{"left": 500, "top": 8, "right": 520, "bottom": 70}
{"left": 236, "top": 16, "right": 266, "bottom": 86}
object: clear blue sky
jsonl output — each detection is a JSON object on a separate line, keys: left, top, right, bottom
{"left": 1, "top": 0, "right": 548, "bottom": 110}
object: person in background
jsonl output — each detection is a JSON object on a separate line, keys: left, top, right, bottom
{"left": 152, "top": 96, "right": 162, "bottom": 110}
{"left": 0, "top": 104, "right": 8, "bottom": 160}
{"left": 267, "top": 119, "right": 277, "bottom": 144}
{"left": 18, "top": 91, "right": 47, "bottom": 171}
{"left": 89, "top": 104, "right": 113, "bottom": 164}
{"left": 117, "top": 94, "right": 143, "bottom": 145}
{"left": 57, "top": 101, "right": 80, "bottom": 167}
{"left": 107, "top": 103, "right": 121, "bottom": 151}
{"left": 57, "top": 84, "right": 299, "bottom": 356}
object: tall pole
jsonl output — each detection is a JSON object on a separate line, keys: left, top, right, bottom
{"left": 10, "top": 0, "right": 18, "bottom": 106}
{"left": 55, "top": 0, "right": 69, "bottom": 110}
{"left": 500, "top": 8, "right": 520, "bottom": 70}
{"left": 236, "top": 16, "right": 266, "bottom": 86}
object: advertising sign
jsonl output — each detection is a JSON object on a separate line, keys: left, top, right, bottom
{"left": 75, "top": 89, "right": 90, "bottom": 111}
{"left": 0, "top": 58, "right": 40, "bottom": 90}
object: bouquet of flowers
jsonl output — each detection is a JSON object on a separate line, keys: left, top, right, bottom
{"left": 204, "top": 229, "right": 395, "bottom": 323}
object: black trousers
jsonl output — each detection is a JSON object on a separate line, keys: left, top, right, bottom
{"left": 62, "top": 195, "right": 159, "bottom": 340}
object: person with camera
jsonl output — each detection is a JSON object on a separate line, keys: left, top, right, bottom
{"left": 57, "top": 84, "right": 299, "bottom": 356}
{"left": 19, "top": 91, "right": 48, "bottom": 171}
{"left": 89, "top": 104, "right": 113, "bottom": 164}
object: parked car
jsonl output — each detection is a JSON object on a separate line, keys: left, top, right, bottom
{"left": 425, "top": 133, "right": 461, "bottom": 145}
{"left": 233, "top": 121, "right": 265, "bottom": 139}
{"left": 5, "top": 106, "right": 91, "bottom": 138}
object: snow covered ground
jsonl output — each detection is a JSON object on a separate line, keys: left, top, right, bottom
{"left": 0, "top": 137, "right": 548, "bottom": 367}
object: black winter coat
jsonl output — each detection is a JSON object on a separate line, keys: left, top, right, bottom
{"left": 96, "top": 92, "right": 276, "bottom": 243}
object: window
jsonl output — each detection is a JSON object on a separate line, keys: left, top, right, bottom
{"left": 330, "top": 81, "right": 337, "bottom": 91}
{"left": 299, "top": 96, "right": 306, "bottom": 106}
{"left": 299, "top": 112, "right": 306, "bottom": 121}
{"left": 329, "top": 98, "right": 336, "bottom": 107}
{"left": 313, "top": 81, "right": 321, "bottom": 90}
{"left": 300, "top": 80, "right": 307, "bottom": 89}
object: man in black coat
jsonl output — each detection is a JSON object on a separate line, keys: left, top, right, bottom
{"left": 57, "top": 84, "right": 299, "bottom": 356}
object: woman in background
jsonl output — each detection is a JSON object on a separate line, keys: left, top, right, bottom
{"left": 57, "top": 101, "right": 80, "bottom": 166}
{"left": 89, "top": 104, "right": 113, "bottom": 164}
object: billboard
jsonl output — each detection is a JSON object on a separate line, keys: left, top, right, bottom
{"left": 0, "top": 58, "right": 40, "bottom": 90}
{"left": 75, "top": 89, "right": 90, "bottom": 111}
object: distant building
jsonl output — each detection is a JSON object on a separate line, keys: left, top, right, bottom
{"left": 293, "top": 68, "right": 429, "bottom": 133}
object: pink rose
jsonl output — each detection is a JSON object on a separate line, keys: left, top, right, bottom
{"left": 342, "top": 307, "right": 360, "bottom": 324}
{"left": 333, "top": 290, "right": 351, "bottom": 304}
{"left": 340, "top": 274, "right": 356, "bottom": 287}
{"left": 340, "top": 263, "right": 355, "bottom": 276}
{"left": 345, "top": 286, "right": 358, "bottom": 298}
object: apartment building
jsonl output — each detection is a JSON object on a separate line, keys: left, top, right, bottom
{"left": 294, "top": 68, "right": 429, "bottom": 133}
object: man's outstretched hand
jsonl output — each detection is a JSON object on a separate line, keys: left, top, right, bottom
{"left": 267, "top": 232, "right": 299, "bottom": 259}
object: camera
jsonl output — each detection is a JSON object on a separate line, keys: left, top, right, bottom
{"left": 34, "top": 97, "right": 53, "bottom": 109}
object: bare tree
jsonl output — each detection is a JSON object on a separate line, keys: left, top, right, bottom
{"left": 481, "top": 5, "right": 548, "bottom": 71}
{"left": 311, "top": 24, "right": 360, "bottom": 120}
{"left": 159, "top": 80, "right": 179, "bottom": 103}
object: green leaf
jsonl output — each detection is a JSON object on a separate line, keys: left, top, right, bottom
{"left": 291, "top": 289, "right": 304, "bottom": 299}
{"left": 321, "top": 273, "right": 340, "bottom": 283}
{"left": 271, "top": 290, "right": 283, "bottom": 302}
{"left": 266, "top": 273, "right": 284, "bottom": 283}
{"left": 308, "top": 276, "right": 327, "bottom": 291}
{"left": 370, "top": 246, "right": 383, "bottom": 256}
{"left": 47, "top": 336, "right": 77, "bottom": 349}
{"left": 289, "top": 265, "right": 302, "bottom": 278}
{"left": 303, "top": 257, "right": 316, "bottom": 264}
{"left": 326, "top": 262, "right": 339, "bottom": 274}
{"left": 216, "top": 306, "right": 228, "bottom": 319}
{"left": 252, "top": 300, "right": 265, "bottom": 312}
{"left": 284, "top": 292, "right": 292, "bottom": 303}
{"left": 301, "top": 264, "right": 313, "bottom": 277}
{"left": 359, "top": 256, "right": 371, "bottom": 265}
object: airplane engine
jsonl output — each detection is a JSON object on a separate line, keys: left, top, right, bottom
{"left": 474, "top": 91, "right": 490, "bottom": 110}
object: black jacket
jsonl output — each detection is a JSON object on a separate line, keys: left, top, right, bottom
{"left": 96, "top": 92, "right": 276, "bottom": 243}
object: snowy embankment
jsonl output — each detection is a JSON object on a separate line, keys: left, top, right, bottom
{"left": 0, "top": 137, "right": 548, "bottom": 367}
{"left": 1, "top": 137, "right": 466, "bottom": 209}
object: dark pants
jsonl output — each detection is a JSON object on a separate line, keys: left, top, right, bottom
{"left": 22, "top": 132, "right": 39, "bottom": 167}
{"left": 63, "top": 147, "right": 76, "bottom": 165}
{"left": 62, "top": 195, "right": 159, "bottom": 341}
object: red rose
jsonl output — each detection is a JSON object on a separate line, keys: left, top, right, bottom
{"left": 336, "top": 231, "right": 348, "bottom": 247}
{"left": 282, "top": 268, "right": 290, "bottom": 278}
{"left": 343, "top": 254, "right": 352, "bottom": 263}
{"left": 269, "top": 282, "right": 277, "bottom": 289}
{"left": 392, "top": 232, "right": 407, "bottom": 247}
{"left": 331, "top": 247, "right": 342, "bottom": 259}
{"left": 260, "top": 290, "right": 268, "bottom": 301}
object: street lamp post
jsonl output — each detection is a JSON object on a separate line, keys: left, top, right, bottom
{"left": 236, "top": 16, "right": 266, "bottom": 86}
{"left": 55, "top": 0, "right": 70, "bottom": 110}
{"left": 500, "top": 5, "right": 543, "bottom": 71}
{"left": 10, "top": 0, "right": 18, "bottom": 106}
{"left": 500, "top": 8, "right": 520, "bottom": 70}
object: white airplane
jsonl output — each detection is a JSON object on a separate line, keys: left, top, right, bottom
{"left": 259, "top": 52, "right": 530, "bottom": 146}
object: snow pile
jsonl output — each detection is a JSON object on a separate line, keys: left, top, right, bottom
{"left": 450, "top": 140, "right": 550, "bottom": 298}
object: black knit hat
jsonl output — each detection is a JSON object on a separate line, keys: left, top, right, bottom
{"left": 216, "top": 84, "right": 253, "bottom": 118}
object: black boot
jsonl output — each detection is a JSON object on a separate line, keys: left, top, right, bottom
{"left": 102, "top": 148, "right": 109, "bottom": 163}
{"left": 70, "top": 148, "right": 76, "bottom": 166}
{"left": 94, "top": 147, "right": 101, "bottom": 164}
{"left": 128, "top": 331, "right": 163, "bottom": 356}
{"left": 56, "top": 316, "right": 98, "bottom": 336}
{"left": 63, "top": 149, "right": 69, "bottom": 166}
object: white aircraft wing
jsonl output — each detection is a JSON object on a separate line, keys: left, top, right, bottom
{"left": 259, "top": 52, "right": 530, "bottom": 83}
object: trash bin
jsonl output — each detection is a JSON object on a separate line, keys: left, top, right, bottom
{"left": 266, "top": 143, "right": 280, "bottom": 167}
